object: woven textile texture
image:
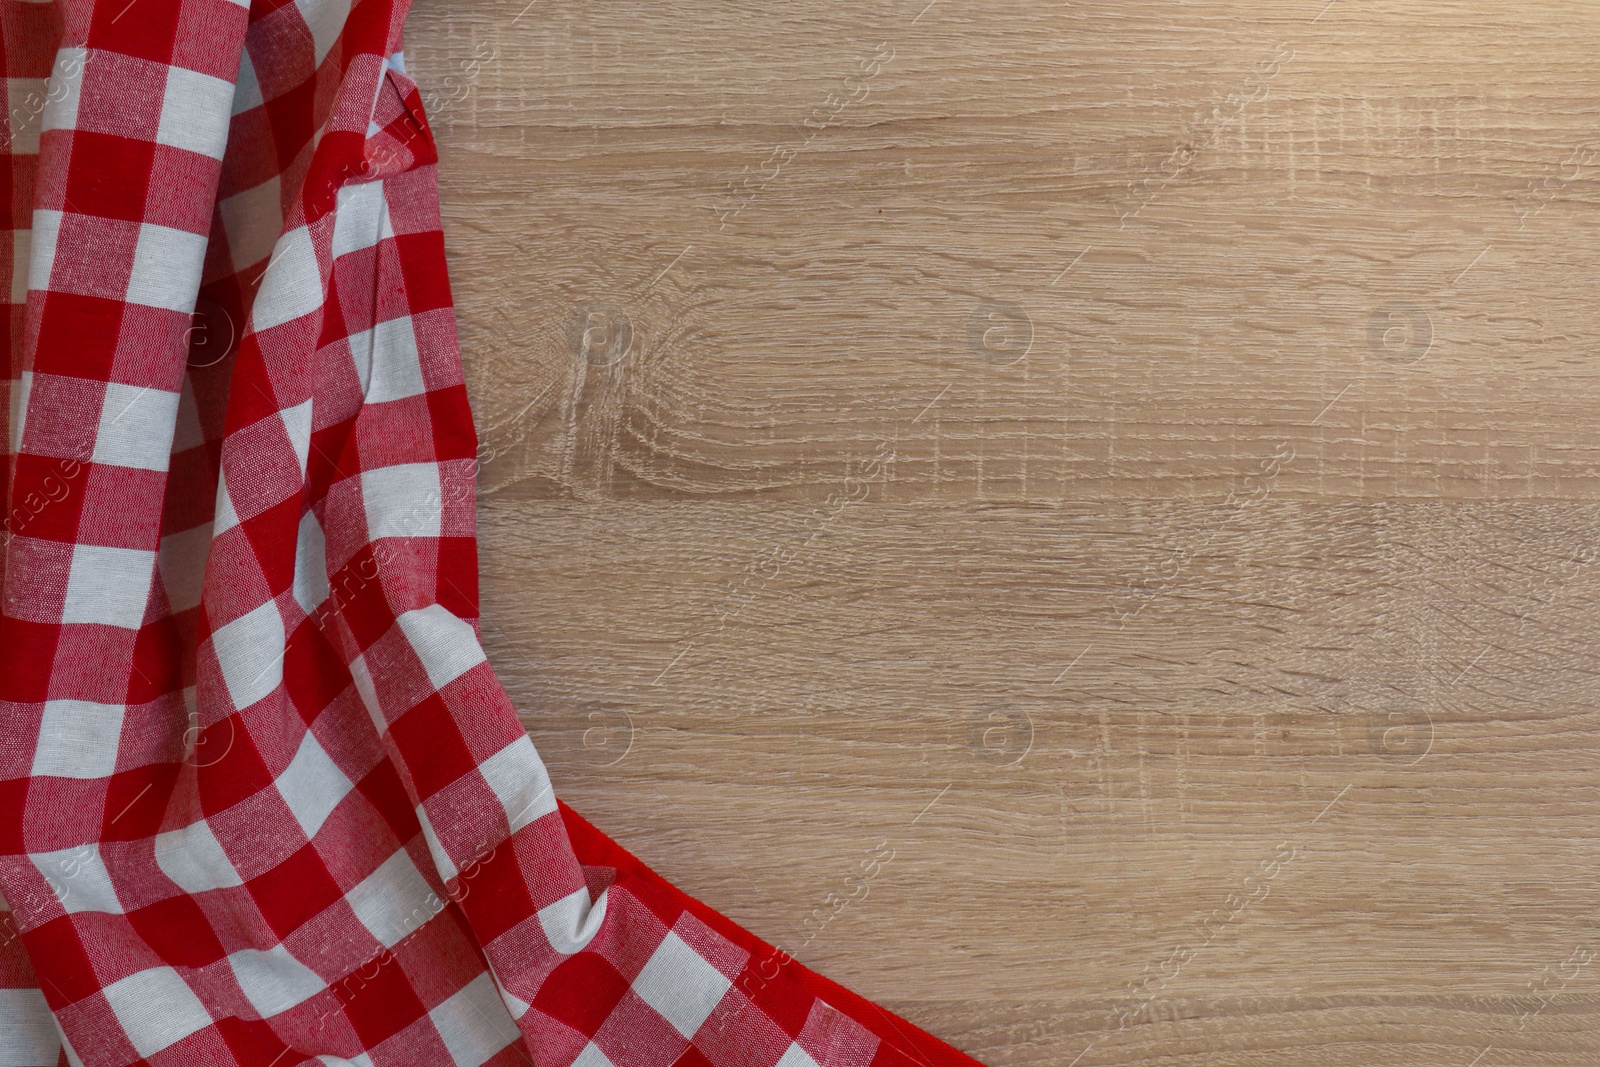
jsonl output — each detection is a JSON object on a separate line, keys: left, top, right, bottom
{"left": 0, "top": 1, "right": 987, "bottom": 1065}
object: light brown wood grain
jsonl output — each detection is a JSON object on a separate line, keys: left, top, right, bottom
{"left": 404, "top": 1, "right": 1600, "bottom": 1062}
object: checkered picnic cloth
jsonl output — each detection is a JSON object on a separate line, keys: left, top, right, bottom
{"left": 0, "top": 1, "right": 987, "bottom": 1065}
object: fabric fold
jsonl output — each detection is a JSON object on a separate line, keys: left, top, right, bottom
{"left": 0, "top": 1, "right": 987, "bottom": 1065}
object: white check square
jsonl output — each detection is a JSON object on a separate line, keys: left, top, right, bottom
{"left": 39, "top": 47, "right": 85, "bottom": 135}
{"left": 428, "top": 974, "right": 519, "bottom": 1067}
{"left": 296, "top": 0, "right": 354, "bottom": 64}
{"left": 93, "top": 382, "right": 180, "bottom": 471}
{"left": 292, "top": 509, "right": 329, "bottom": 615}
{"left": 415, "top": 804, "right": 456, "bottom": 883}
{"left": 331, "top": 180, "right": 393, "bottom": 260}
{"left": 253, "top": 226, "right": 322, "bottom": 331}
{"left": 30, "top": 699, "right": 124, "bottom": 778}
{"left": 155, "top": 818, "right": 243, "bottom": 894}
{"left": 7, "top": 370, "right": 29, "bottom": 451}
{"left": 281, "top": 397, "right": 312, "bottom": 474}
{"left": 228, "top": 944, "right": 326, "bottom": 1018}
{"left": 276, "top": 730, "right": 353, "bottom": 839}
{"left": 0, "top": 988, "right": 61, "bottom": 1066}
{"left": 232, "top": 46, "right": 262, "bottom": 114}
{"left": 536, "top": 886, "right": 608, "bottom": 955}
{"left": 631, "top": 930, "right": 732, "bottom": 1039}
{"left": 361, "top": 464, "right": 442, "bottom": 541}
{"left": 353, "top": 316, "right": 424, "bottom": 404}
{"left": 102, "top": 967, "right": 213, "bottom": 1057}
{"left": 571, "top": 1044, "right": 616, "bottom": 1067}
{"left": 477, "top": 734, "right": 556, "bottom": 835}
{"left": 126, "top": 223, "right": 208, "bottom": 313}
{"left": 30, "top": 842, "right": 121, "bottom": 914}
{"left": 210, "top": 600, "right": 286, "bottom": 710}
{"left": 62, "top": 544, "right": 154, "bottom": 629}
{"left": 396, "top": 605, "right": 486, "bottom": 691}
{"left": 155, "top": 65, "right": 233, "bottom": 160}
{"left": 213, "top": 469, "right": 240, "bottom": 536}
{"left": 27, "top": 209, "right": 60, "bottom": 294}
{"left": 345, "top": 848, "right": 439, "bottom": 949}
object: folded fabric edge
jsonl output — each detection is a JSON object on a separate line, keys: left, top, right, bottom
{"left": 557, "top": 801, "right": 985, "bottom": 1067}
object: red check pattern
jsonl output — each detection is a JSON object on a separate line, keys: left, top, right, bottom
{"left": 0, "top": 1, "right": 987, "bottom": 1065}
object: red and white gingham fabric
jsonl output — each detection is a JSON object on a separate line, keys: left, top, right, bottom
{"left": 0, "top": 1, "right": 987, "bottom": 1065}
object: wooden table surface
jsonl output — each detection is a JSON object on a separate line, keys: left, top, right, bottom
{"left": 404, "top": 2, "right": 1600, "bottom": 1062}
